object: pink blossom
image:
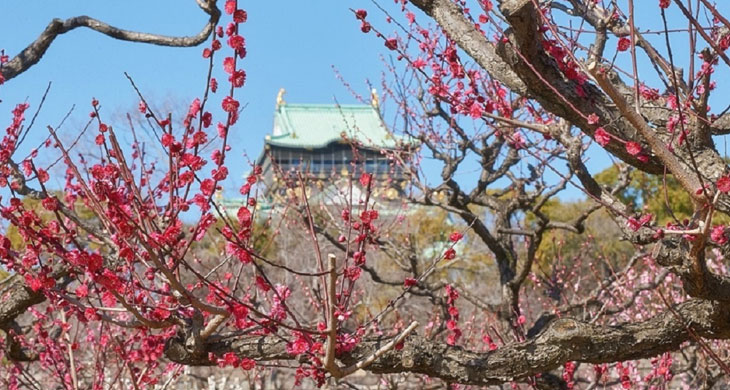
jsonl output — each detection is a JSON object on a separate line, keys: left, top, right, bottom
{"left": 625, "top": 141, "right": 642, "bottom": 156}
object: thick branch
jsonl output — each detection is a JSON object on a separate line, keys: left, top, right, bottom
{"left": 410, "top": 0, "right": 665, "bottom": 173}
{"left": 0, "top": 1, "right": 220, "bottom": 82}
{"left": 409, "top": 0, "right": 528, "bottom": 95}
{"left": 166, "top": 299, "right": 730, "bottom": 386}
{"left": 0, "top": 275, "right": 44, "bottom": 326}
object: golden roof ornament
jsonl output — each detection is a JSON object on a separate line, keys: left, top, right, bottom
{"left": 370, "top": 88, "right": 380, "bottom": 109}
{"left": 386, "top": 187, "right": 398, "bottom": 200}
{"left": 276, "top": 88, "right": 286, "bottom": 109}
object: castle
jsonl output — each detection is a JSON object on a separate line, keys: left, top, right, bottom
{"left": 254, "top": 89, "right": 415, "bottom": 206}
{"left": 217, "top": 89, "right": 416, "bottom": 217}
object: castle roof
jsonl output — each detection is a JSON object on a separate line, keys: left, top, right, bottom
{"left": 265, "top": 103, "right": 412, "bottom": 150}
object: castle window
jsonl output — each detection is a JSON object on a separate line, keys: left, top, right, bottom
{"left": 365, "top": 159, "right": 377, "bottom": 173}
{"left": 311, "top": 155, "right": 322, "bottom": 174}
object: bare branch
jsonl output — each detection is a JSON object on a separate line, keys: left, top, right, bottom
{"left": 0, "top": 1, "right": 220, "bottom": 82}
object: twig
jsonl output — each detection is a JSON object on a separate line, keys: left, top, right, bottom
{"left": 324, "top": 254, "right": 342, "bottom": 378}
{"left": 339, "top": 321, "right": 419, "bottom": 377}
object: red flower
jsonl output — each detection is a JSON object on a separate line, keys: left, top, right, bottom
{"left": 444, "top": 248, "right": 456, "bottom": 260}
{"left": 255, "top": 275, "right": 270, "bottom": 292}
{"left": 359, "top": 173, "right": 372, "bottom": 187}
{"left": 229, "top": 70, "right": 246, "bottom": 88}
{"left": 353, "top": 251, "right": 365, "bottom": 265}
{"left": 217, "top": 352, "right": 239, "bottom": 368}
{"left": 75, "top": 284, "right": 89, "bottom": 298}
{"left": 210, "top": 78, "right": 218, "bottom": 93}
{"left": 355, "top": 9, "right": 367, "bottom": 20}
{"left": 87, "top": 253, "right": 103, "bottom": 273}
{"left": 212, "top": 166, "right": 228, "bottom": 181}
{"left": 188, "top": 98, "right": 201, "bottom": 118}
{"left": 469, "top": 101, "right": 483, "bottom": 119}
{"left": 238, "top": 249, "right": 252, "bottom": 264}
{"left": 138, "top": 101, "right": 147, "bottom": 113}
{"left": 449, "top": 232, "right": 463, "bottom": 242}
{"left": 224, "top": 0, "right": 236, "bottom": 14}
{"left": 627, "top": 216, "right": 646, "bottom": 232}
{"left": 361, "top": 21, "right": 372, "bottom": 33}
{"left": 237, "top": 207, "right": 252, "bottom": 227}
{"left": 587, "top": 113, "right": 599, "bottom": 125}
{"left": 36, "top": 168, "right": 49, "bottom": 183}
{"left": 222, "top": 96, "right": 240, "bottom": 113}
{"left": 286, "top": 333, "right": 309, "bottom": 355}
{"left": 25, "top": 275, "right": 43, "bottom": 292}
{"left": 449, "top": 306, "right": 459, "bottom": 318}
{"left": 659, "top": 0, "right": 670, "bottom": 8}
{"left": 625, "top": 141, "right": 642, "bottom": 156}
{"left": 240, "top": 358, "right": 255, "bottom": 370}
{"left": 711, "top": 225, "right": 728, "bottom": 245}
{"left": 233, "top": 9, "right": 248, "bottom": 23}
{"left": 84, "top": 307, "right": 100, "bottom": 321}
{"left": 152, "top": 308, "right": 171, "bottom": 321}
{"left": 41, "top": 196, "right": 58, "bottom": 211}
{"left": 344, "top": 266, "right": 362, "bottom": 281}
{"left": 384, "top": 38, "right": 398, "bottom": 51}
{"left": 406, "top": 12, "right": 416, "bottom": 24}
{"left": 240, "top": 183, "right": 251, "bottom": 195}
{"left": 228, "top": 35, "right": 245, "bottom": 51}
{"left": 594, "top": 127, "right": 611, "bottom": 146}
{"left": 225, "top": 22, "right": 236, "bottom": 37}
{"left": 161, "top": 133, "right": 174, "bottom": 148}
{"left": 447, "top": 319, "right": 458, "bottom": 330}
{"left": 223, "top": 57, "right": 236, "bottom": 74}
{"left": 718, "top": 176, "right": 730, "bottom": 193}
{"left": 617, "top": 37, "right": 631, "bottom": 52}
{"left": 200, "top": 178, "right": 216, "bottom": 196}
{"left": 100, "top": 291, "right": 116, "bottom": 307}
{"left": 404, "top": 277, "right": 417, "bottom": 288}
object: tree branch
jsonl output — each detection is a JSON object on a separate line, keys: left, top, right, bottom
{"left": 165, "top": 299, "right": 730, "bottom": 386}
{"left": 0, "top": 1, "right": 220, "bottom": 83}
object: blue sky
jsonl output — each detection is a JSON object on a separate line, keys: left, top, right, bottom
{"left": 1, "top": 1, "right": 400, "bottom": 194}
{"left": 1, "top": 1, "right": 729, "bottom": 201}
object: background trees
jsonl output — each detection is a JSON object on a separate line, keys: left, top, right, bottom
{"left": 3, "top": 0, "right": 730, "bottom": 389}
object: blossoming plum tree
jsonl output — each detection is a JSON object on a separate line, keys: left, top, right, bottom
{"left": 3, "top": 0, "right": 730, "bottom": 389}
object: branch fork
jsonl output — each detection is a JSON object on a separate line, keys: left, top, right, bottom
{"left": 323, "top": 254, "right": 419, "bottom": 379}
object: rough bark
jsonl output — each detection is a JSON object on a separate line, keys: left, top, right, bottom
{"left": 164, "top": 299, "right": 730, "bottom": 386}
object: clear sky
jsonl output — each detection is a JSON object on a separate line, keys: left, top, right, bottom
{"left": 1, "top": 1, "right": 728, "bottom": 201}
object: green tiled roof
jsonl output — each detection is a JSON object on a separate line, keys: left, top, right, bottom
{"left": 267, "top": 103, "right": 411, "bottom": 149}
